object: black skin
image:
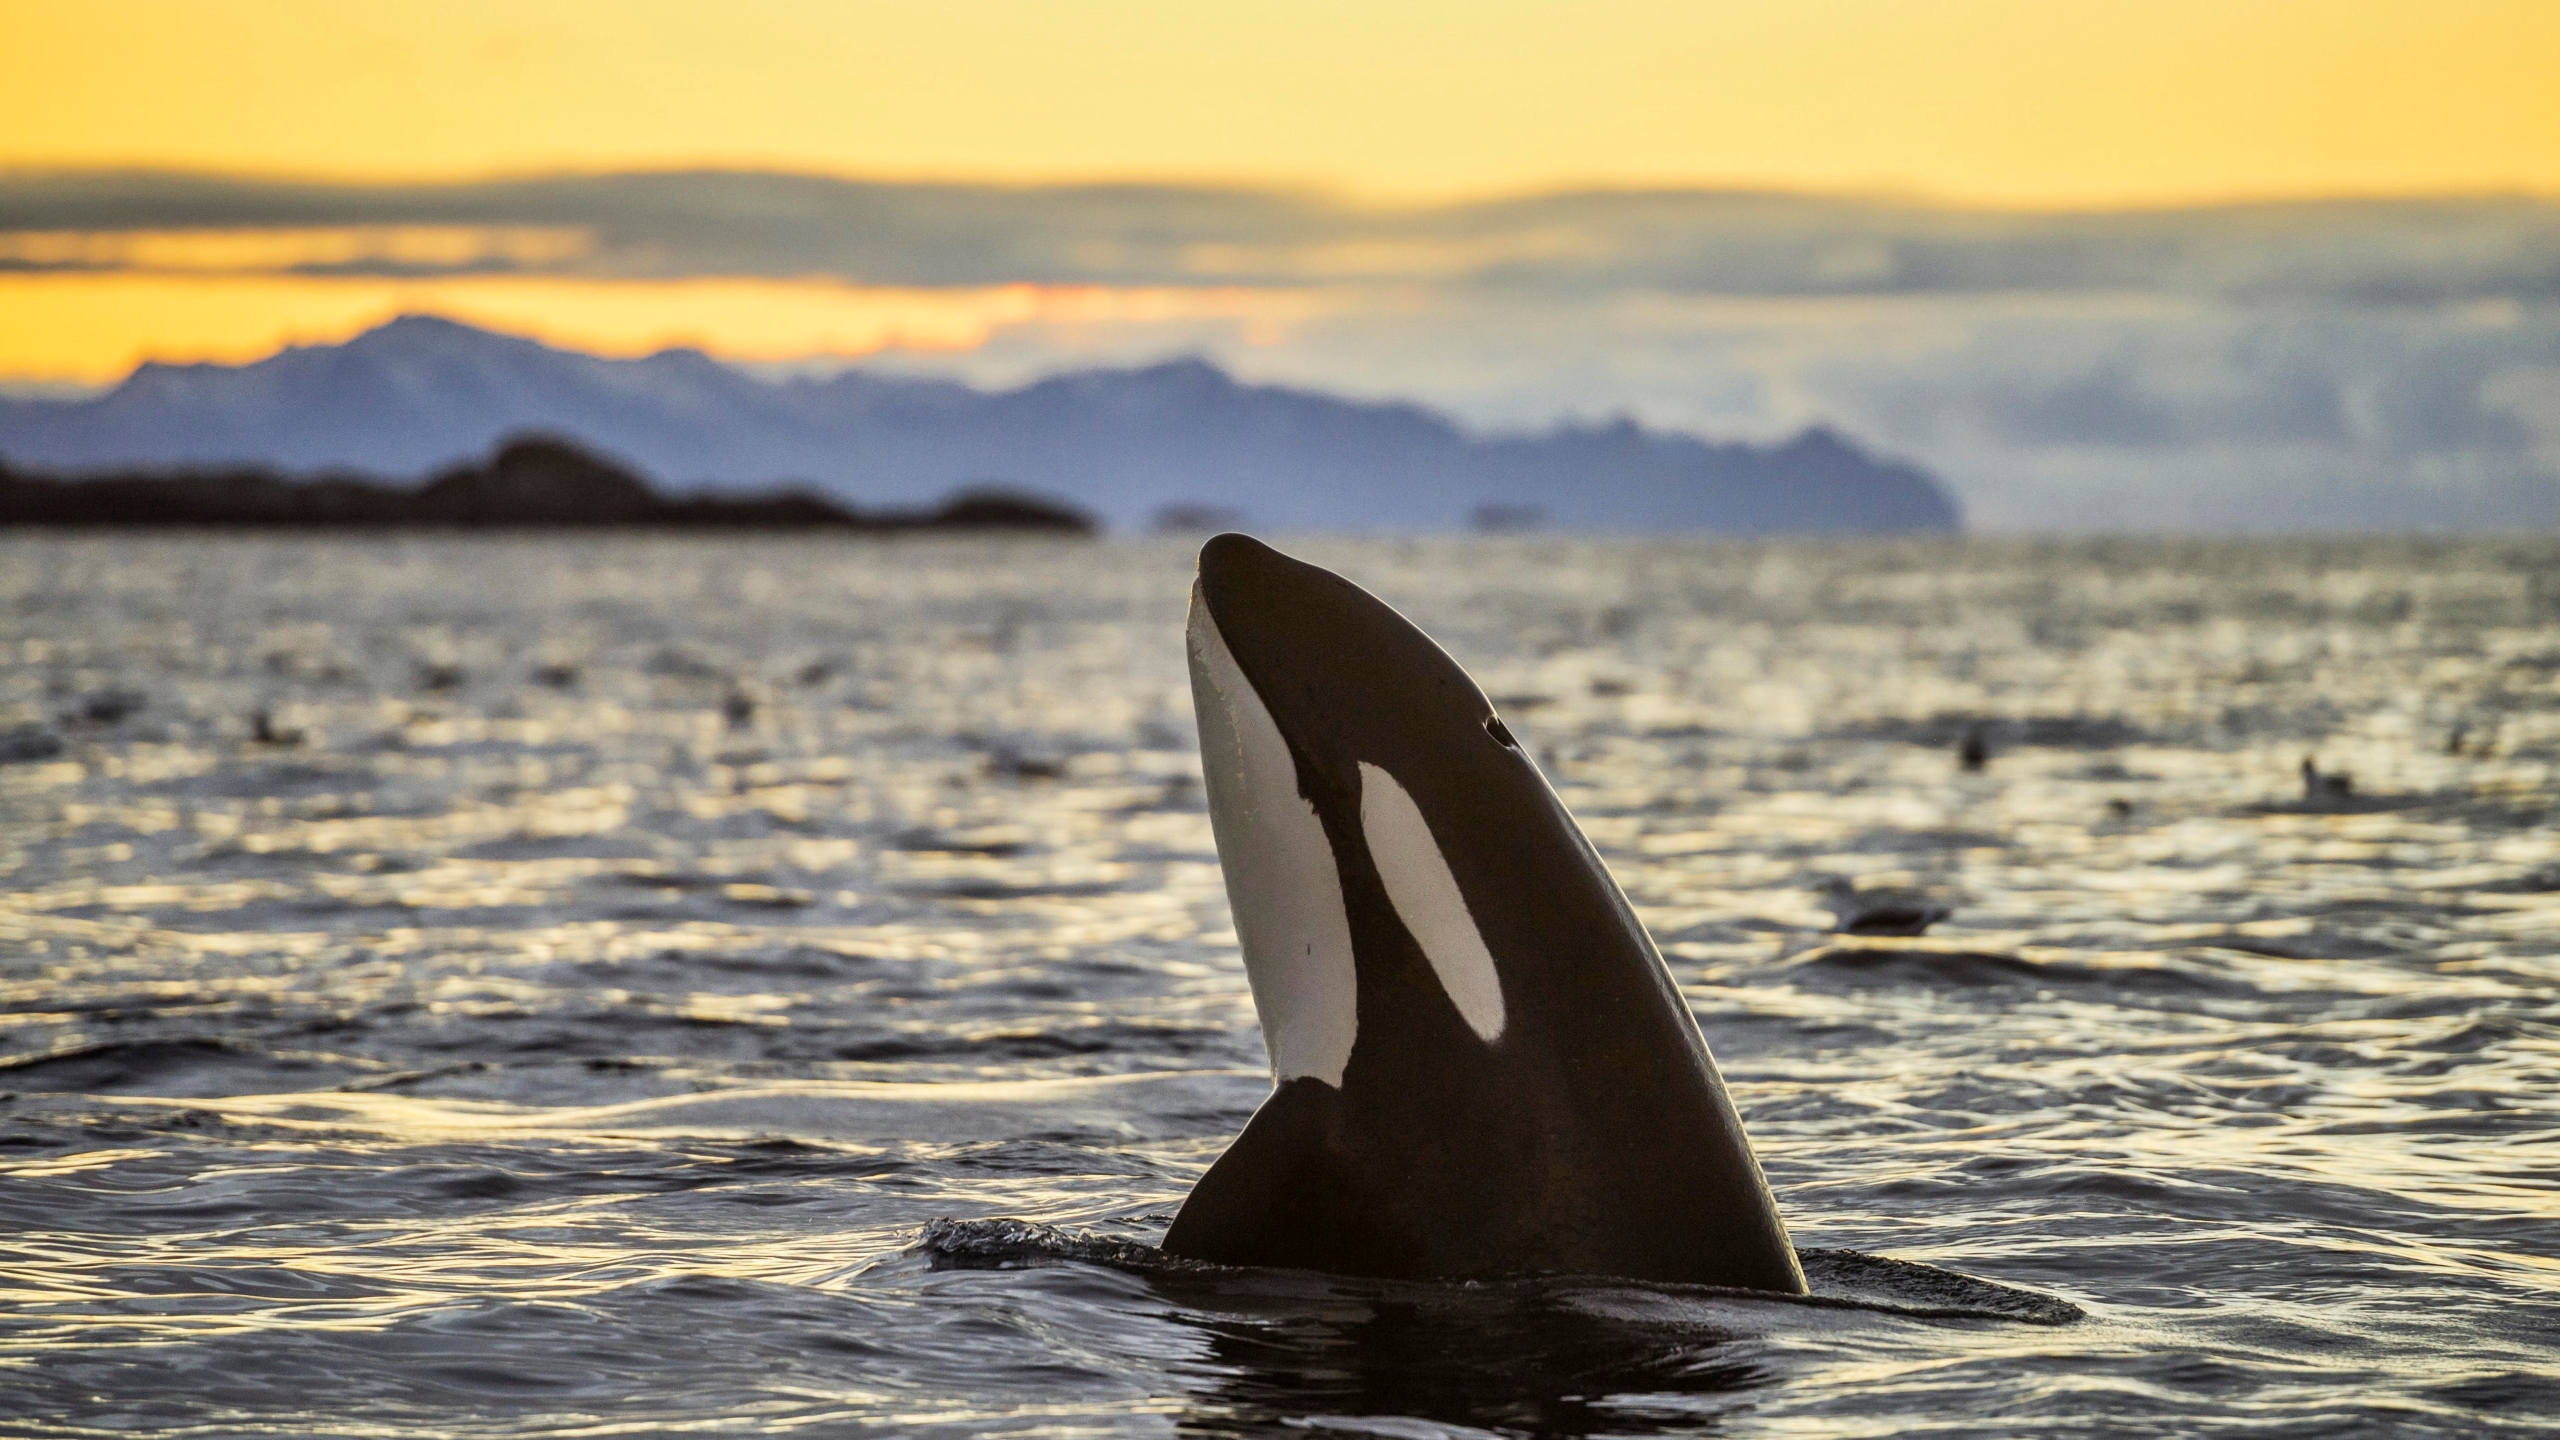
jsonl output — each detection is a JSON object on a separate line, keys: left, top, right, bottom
{"left": 1162, "top": 534, "right": 1805, "bottom": 1293}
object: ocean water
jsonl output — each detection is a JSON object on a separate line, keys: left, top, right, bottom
{"left": 1, "top": 532, "right": 2555, "bottom": 1438}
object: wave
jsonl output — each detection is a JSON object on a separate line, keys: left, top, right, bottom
{"left": 912, "top": 1217, "right": 2083, "bottom": 1326}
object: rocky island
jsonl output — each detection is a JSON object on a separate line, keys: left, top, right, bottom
{"left": 0, "top": 435, "right": 1096, "bottom": 533}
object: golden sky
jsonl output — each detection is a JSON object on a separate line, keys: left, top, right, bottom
{"left": 0, "top": 273, "right": 1331, "bottom": 382}
{"left": 6, "top": 0, "right": 2553, "bottom": 202}
{"left": 3, "top": 0, "right": 2554, "bottom": 383}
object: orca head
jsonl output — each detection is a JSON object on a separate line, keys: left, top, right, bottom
{"left": 1177, "top": 533, "right": 1805, "bottom": 1289}
{"left": 1188, "top": 532, "right": 1571, "bottom": 1087}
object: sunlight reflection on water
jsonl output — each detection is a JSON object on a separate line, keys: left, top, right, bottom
{"left": 0, "top": 532, "right": 2555, "bottom": 1436}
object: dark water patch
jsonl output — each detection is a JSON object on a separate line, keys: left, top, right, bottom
{"left": 1827, "top": 712, "right": 2152, "bottom": 751}
{"left": 6, "top": 994, "right": 208, "bottom": 1025}
{"left": 0, "top": 1038, "right": 368, "bottom": 1097}
{"left": 1174, "top": 1293, "right": 1759, "bottom": 1438}
{"left": 455, "top": 834, "right": 660, "bottom": 861}
{"left": 0, "top": 722, "right": 65, "bottom": 762}
{"left": 605, "top": 867, "right": 750, "bottom": 892}
{"left": 1846, "top": 826, "right": 2009, "bottom": 855}
{"left": 815, "top": 1022, "right": 1228, "bottom": 1064}
{"left": 825, "top": 1032, "right": 1112, "bottom": 1062}
{"left": 146, "top": 761, "right": 369, "bottom": 799}
{"left": 167, "top": 841, "right": 336, "bottom": 875}
{"left": 357, "top": 1153, "right": 826, "bottom": 1207}
{"left": 980, "top": 746, "right": 1073, "bottom": 781}
{"left": 653, "top": 944, "right": 877, "bottom": 980}
{"left": 906, "top": 877, "right": 1129, "bottom": 901}
{"left": 2240, "top": 793, "right": 2438, "bottom": 818}
{"left": 337, "top": 1060, "right": 499, "bottom": 1093}
{"left": 890, "top": 825, "right": 1037, "bottom": 856}
{"left": 0, "top": 1136, "right": 903, "bottom": 1236}
{"left": 64, "top": 687, "right": 149, "bottom": 726}
{"left": 911, "top": 1141, "right": 1180, "bottom": 1182}
{"left": 1788, "top": 944, "right": 2250, "bottom": 996}
{"left": 2427, "top": 1371, "right": 2560, "bottom": 1415}
{"left": 696, "top": 1136, "right": 903, "bottom": 1179}
{"left": 1691, "top": 1010, "right": 1902, "bottom": 1056}
{"left": 2399, "top": 1016, "right": 2542, "bottom": 1055}
{"left": 2479, "top": 861, "right": 2560, "bottom": 893}
{"left": 2420, "top": 792, "right": 2560, "bottom": 835}
{"left": 414, "top": 1016, "right": 769, "bottom": 1066}
{"left": 2201, "top": 932, "right": 2409, "bottom": 961}
{"left": 426, "top": 1166, "right": 530, "bottom": 1200}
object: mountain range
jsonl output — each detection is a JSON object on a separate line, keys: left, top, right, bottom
{"left": 0, "top": 316, "right": 1960, "bottom": 533}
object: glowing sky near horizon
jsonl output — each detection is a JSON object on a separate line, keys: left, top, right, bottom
{"left": 0, "top": 274, "right": 1338, "bottom": 383}
{"left": 1, "top": 0, "right": 2553, "bottom": 384}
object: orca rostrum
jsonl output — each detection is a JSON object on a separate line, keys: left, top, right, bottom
{"left": 1163, "top": 534, "right": 1807, "bottom": 1292}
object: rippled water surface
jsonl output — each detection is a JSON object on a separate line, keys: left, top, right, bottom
{"left": 3, "top": 532, "right": 2557, "bottom": 1437}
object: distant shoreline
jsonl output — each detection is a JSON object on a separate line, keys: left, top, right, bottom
{"left": 0, "top": 434, "right": 1097, "bottom": 535}
{"left": 0, "top": 315, "right": 1965, "bottom": 535}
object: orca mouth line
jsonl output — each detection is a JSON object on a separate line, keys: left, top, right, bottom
{"left": 912, "top": 1219, "right": 2084, "bottom": 1327}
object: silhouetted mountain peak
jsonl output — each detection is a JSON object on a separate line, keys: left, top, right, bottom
{"left": 1779, "top": 424, "right": 1858, "bottom": 459}
{"left": 1024, "top": 354, "right": 1242, "bottom": 411}
{"left": 328, "top": 313, "right": 549, "bottom": 368}
{"left": 363, "top": 312, "right": 500, "bottom": 344}
{"left": 1125, "top": 355, "right": 1236, "bottom": 389}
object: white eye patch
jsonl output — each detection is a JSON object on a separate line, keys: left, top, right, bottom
{"left": 1188, "top": 592, "right": 1359, "bottom": 1087}
{"left": 1357, "top": 761, "right": 1507, "bottom": 1044}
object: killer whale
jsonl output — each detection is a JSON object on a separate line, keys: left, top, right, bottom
{"left": 1162, "top": 534, "right": 1806, "bottom": 1293}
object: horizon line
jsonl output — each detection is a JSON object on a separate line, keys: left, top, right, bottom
{"left": 8, "top": 162, "right": 2559, "bottom": 217}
